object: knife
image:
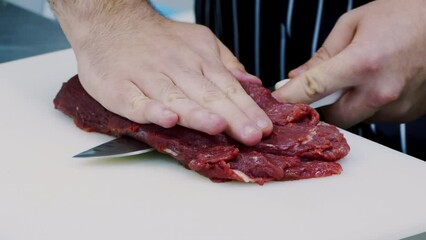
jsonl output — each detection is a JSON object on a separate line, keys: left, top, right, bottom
{"left": 73, "top": 136, "right": 154, "bottom": 158}
{"left": 74, "top": 79, "right": 344, "bottom": 158}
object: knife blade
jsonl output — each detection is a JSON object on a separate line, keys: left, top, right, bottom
{"left": 74, "top": 79, "right": 343, "bottom": 159}
{"left": 73, "top": 136, "right": 154, "bottom": 158}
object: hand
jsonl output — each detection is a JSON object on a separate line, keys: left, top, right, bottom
{"left": 52, "top": 1, "right": 273, "bottom": 146}
{"left": 272, "top": 0, "right": 426, "bottom": 128}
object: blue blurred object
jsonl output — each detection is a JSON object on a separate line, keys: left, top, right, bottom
{"left": 151, "top": 3, "right": 177, "bottom": 17}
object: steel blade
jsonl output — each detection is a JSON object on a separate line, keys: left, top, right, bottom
{"left": 74, "top": 136, "right": 154, "bottom": 158}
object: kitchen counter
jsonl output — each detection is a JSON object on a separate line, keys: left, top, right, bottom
{"left": 1, "top": 49, "right": 426, "bottom": 240}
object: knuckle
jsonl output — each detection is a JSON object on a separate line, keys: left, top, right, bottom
{"left": 126, "top": 95, "right": 151, "bottom": 122}
{"left": 195, "top": 25, "right": 215, "bottom": 38}
{"left": 199, "top": 77, "right": 244, "bottom": 105}
{"left": 201, "top": 88, "right": 224, "bottom": 105}
{"left": 178, "top": 65, "right": 201, "bottom": 77}
{"left": 369, "top": 88, "right": 401, "bottom": 108}
{"left": 158, "top": 84, "right": 186, "bottom": 104}
{"left": 302, "top": 74, "right": 326, "bottom": 99}
{"left": 223, "top": 83, "right": 245, "bottom": 99}
{"left": 166, "top": 91, "right": 187, "bottom": 103}
{"left": 353, "top": 52, "right": 383, "bottom": 75}
{"left": 336, "top": 12, "right": 352, "bottom": 26}
{"left": 197, "top": 24, "right": 212, "bottom": 33}
{"left": 129, "top": 95, "right": 149, "bottom": 110}
{"left": 313, "top": 47, "right": 331, "bottom": 62}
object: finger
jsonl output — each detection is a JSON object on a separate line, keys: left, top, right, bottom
{"left": 366, "top": 102, "right": 417, "bottom": 123}
{"left": 202, "top": 59, "right": 274, "bottom": 137}
{"left": 165, "top": 62, "right": 265, "bottom": 146}
{"left": 321, "top": 87, "right": 378, "bottom": 128}
{"left": 134, "top": 74, "right": 228, "bottom": 135}
{"left": 365, "top": 84, "right": 419, "bottom": 123}
{"left": 272, "top": 46, "right": 359, "bottom": 105}
{"left": 288, "top": 11, "right": 359, "bottom": 78}
{"left": 217, "top": 39, "right": 262, "bottom": 84}
{"left": 91, "top": 79, "right": 179, "bottom": 128}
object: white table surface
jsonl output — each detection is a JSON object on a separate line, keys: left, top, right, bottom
{"left": 1, "top": 49, "right": 426, "bottom": 240}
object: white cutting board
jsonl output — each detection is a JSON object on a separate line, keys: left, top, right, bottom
{"left": 0, "top": 49, "right": 425, "bottom": 240}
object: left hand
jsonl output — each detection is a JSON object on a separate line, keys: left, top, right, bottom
{"left": 272, "top": 0, "right": 426, "bottom": 128}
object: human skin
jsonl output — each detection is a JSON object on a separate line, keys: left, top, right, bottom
{"left": 273, "top": 0, "right": 426, "bottom": 128}
{"left": 48, "top": 0, "right": 273, "bottom": 146}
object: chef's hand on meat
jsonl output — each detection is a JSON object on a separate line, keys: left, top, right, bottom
{"left": 49, "top": 0, "right": 272, "bottom": 146}
{"left": 272, "top": 0, "right": 426, "bottom": 128}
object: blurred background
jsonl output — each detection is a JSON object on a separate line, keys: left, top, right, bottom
{"left": 0, "top": 0, "right": 194, "bottom": 63}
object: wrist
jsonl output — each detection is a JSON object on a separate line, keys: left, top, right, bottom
{"left": 49, "top": 0, "right": 164, "bottom": 53}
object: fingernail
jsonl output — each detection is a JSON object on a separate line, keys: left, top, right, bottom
{"left": 256, "top": 119, "right": 269, "bottom": 130}
{"left": 209, "top": 113, "right": 225, "bottom": 125}
{"left": 243, "top": 125, "right": 260, "bottom": 138}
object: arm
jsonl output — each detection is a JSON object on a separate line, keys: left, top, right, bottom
{"left": 49, "top": 0, "right": 273, "bottom": 145}
{"left": 272, "top": 0, "right": 426, "bottom": 128}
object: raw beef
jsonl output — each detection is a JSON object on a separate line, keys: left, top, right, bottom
{"left": 54, "top": 75, "right": 350, "bottom": 185}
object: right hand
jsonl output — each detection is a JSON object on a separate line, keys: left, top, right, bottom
{"left": 272, "top": 0, "right": 426, "bottom": 128}
{"left": 67, "top": 11, "right": 273, "bottom": 146}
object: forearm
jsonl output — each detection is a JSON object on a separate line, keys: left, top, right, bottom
{"left": 48, "top": 0, "right": 162, "bottom": 51}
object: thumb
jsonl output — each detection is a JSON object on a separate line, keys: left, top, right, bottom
{"left": 273, "top": 43, "right": 383, "bottom": 129}
{"left": 288, "top": 11, "right": 359, "bottom": 78}
{"left": 272, "top": 46, "right": 358, "bottom": 104}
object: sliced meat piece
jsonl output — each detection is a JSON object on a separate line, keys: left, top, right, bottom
{"left": 283, "top": 161, "right": 343, "bottom": 181}
{"left": 255, "top": 122, "right": 349, "bottom": 161}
